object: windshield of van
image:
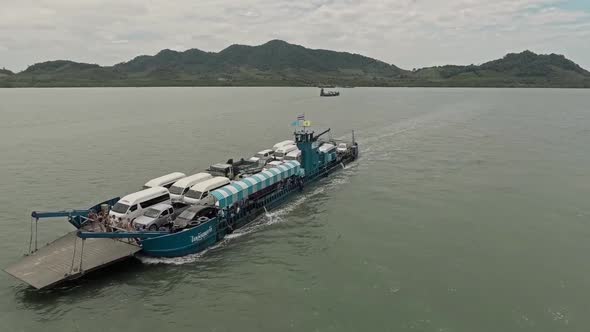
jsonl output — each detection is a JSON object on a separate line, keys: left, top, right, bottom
{"left": 143, "top": 208, "right": 161, "bottom": 218}
{"left": 185, "top": 190, "right": 202, "bottom": 199}
{"left": 169, "top": 186, "right": 184, "bottom": 195}
{"left": 274, "top": 152, "right": 284, "bottom": 158}
{"left": 111, "top": 202, "right": 130, "bottom": 214}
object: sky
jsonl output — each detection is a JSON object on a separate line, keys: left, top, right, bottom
{"left": 1, "top": 0, "right": 589, "bottom": 72}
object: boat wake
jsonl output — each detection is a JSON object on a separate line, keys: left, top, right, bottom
{"left": 137, "top": 248, "right": 212, "bottom": 265}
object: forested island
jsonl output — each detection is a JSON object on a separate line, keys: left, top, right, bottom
{"left": 1, "top": 40, "right": 588, "bottom": 88}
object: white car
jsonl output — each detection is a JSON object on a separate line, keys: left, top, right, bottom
{"left": 133, "top": 203, "right": 188, "bottom": 231}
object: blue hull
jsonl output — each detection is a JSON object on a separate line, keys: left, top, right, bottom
{"left": 140, "top": 219, "right": 219, "bottom": 257}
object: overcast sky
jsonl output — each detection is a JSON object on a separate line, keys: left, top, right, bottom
{"left": 1, "top": 0, "right": 589, "bottom": 72}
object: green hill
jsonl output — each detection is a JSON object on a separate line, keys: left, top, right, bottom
{"left": 110, "top": 40, "right": 404, "bottom": 86}
{"left": 411, "top": 51, "right": 590, "bottom": 87}
{"left": 0, "top": 68, "right": 14, "bottom": 77}
{"left": 1, "top": 41, "right": 588, "bottom": 87}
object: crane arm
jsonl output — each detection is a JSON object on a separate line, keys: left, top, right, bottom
{"left": 31, "top": 210, "right": 90, "bottom": 219}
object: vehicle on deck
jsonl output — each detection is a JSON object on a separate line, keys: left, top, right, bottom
{"left": 284, "top": 149, "right": 301, "bottom": 162}
{"left": 248, "top": 149, "right": 274, "bottom": 164}
{"left": 183, "top": 177, "right": 231, "bottom": 205}
{"left": 207, "top": 163, "right": 233, "bottom": 179}
{"left": 133, "top": 202, "right": 189, "bottom": 231}
{"left": 274, "top": 144, "right": 298, "bottom": 161}
{"left": 109, "top": 187, "right": 170, "bottom": 223}
{"left": 172, "top": 205, "right": 219, "bottom": 230}
{"left": 169, "top": 173, "right": 213, "bottom": 202}
{"left": 207, "top": 158, "right": 264, "bottom": 180}
{"left": 143, "top": 172, "right": 186, "bottom": 189}
{"left": 318, "top": 143, "right": 336, "bottom": 153}
{"left": 336, "top": 143, "right": 348, "bottom": 153}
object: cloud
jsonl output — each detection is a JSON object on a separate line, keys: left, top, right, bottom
{"left": 0, "top": 0, "right": 589, "bottom": 71}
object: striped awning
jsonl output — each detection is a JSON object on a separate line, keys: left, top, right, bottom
{"left": 211, "top": 160, "right": 300, "bottom": 209}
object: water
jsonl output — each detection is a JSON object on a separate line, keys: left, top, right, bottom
{"left": 1, "top": 87, "right": 589, "bottom": 331}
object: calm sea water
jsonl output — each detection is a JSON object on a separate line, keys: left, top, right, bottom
{"left": 1, "top": 87, "right": 589, "bottom": 332}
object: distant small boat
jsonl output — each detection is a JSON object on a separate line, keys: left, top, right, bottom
{"left": 320, "top": 88, "right": 340, "bottom": 97}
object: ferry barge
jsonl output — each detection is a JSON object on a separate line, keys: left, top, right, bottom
{"left": 320, "top": 88, "right": 340, "bottom": 97}
{"left": 4, "top": 125, "right": 358, "bottom": 289}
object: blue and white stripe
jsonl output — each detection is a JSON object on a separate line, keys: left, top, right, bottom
{"left": 211, "top": 160, "right": 300, "bottom": 209}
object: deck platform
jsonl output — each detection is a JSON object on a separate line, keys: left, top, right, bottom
{"left": 4, "top": 231, "right": 141, "bottom": 289}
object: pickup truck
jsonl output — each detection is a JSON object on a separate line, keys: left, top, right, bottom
{"left": 133, "top": 202, "right": 189, "bottom": 231}
{"left": 248, "top": 149, "right": 274, "bottom": 164}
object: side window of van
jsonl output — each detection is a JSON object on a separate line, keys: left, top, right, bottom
{"left": 141, "top": 194, "right": 170, "bottom": 208}
{"left": 155, "top": 194, "right": 169, "bottom": 204}
{"left": 183, "top": 187, "right": 190, "bottom": 195}
{"left": 129, "top": 205, "right": 138, "bottom": 212}
{"left": 201, "top": 192, "right": 208, "bottom": 199}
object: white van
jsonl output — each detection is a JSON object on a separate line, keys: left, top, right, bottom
{"left": 109, "top": 187, "right": 170, "bottom": 223}
{"left": 169, "top": 173, "right": 213, "bottom": 202}
{"left": 273, "top": 144, "right": 298, "bottom": 160}
{"left": 272, "top": 140, "right": 294, "bottom": 151}
{"left": 183, "top": 177, "right": 231, "bottom": 204}
{"left": 284, "top": 149, "right": 301, "bottom": 162}
{"left": 143, "top": 172, "right": 186, "bottom": 189}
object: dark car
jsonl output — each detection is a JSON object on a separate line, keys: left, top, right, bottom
{"left": 173, "top": 205, "right": 218, "bottom": 230}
